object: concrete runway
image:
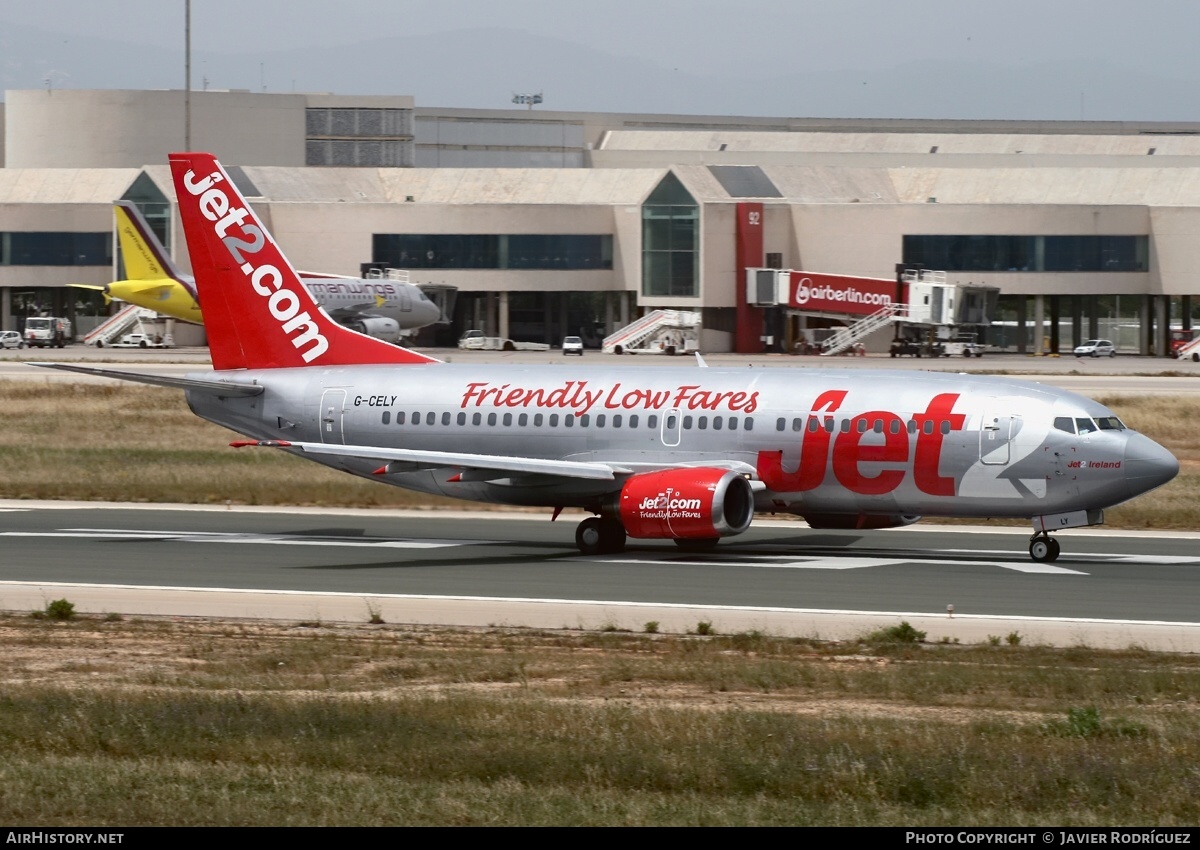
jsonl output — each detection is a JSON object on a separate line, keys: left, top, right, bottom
{"left": 2, "top": 502, "right": 1199, "bottom": 651}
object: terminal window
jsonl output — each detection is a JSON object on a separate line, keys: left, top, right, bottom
{"left": 0, "top": 232, "right": 112, "bottom": 266}
{"left": 903, "top": 235, "right": 1148, "bottom": 273}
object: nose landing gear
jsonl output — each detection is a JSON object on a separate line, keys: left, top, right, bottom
{"left": 1029, "top": 533, "right": 1061, "bottom": 562}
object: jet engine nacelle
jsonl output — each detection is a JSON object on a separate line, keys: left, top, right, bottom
{"left": 613, "top": 468, "right": 754, "bottom": 540}
{"left": 346, "top": 316, "right": 401, "bottom": 344}
{"left": 801, "top": 513, "right": 922, "bottom": 530}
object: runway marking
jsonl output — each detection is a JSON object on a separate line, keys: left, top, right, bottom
{"left": 575, "top": 554, "right": 1088, "bottom": 575}
{"left": 0, "top": 528, "right": 495, "bottom": 549}
{"left": 939, "top": 548, "right": 1200, "bottom": 566}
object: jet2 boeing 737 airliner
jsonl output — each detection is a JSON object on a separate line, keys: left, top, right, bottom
{"left": 40, "top": 153, "right": 1180, "bottom": 562}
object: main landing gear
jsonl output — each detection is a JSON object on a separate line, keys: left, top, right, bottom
{"left": 575, "top": 517, "right": 627, "bottom": 556}
{"left": 1028, "top": 533, "right": 1061, "bottom": 563}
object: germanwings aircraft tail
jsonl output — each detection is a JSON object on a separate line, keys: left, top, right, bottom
{"left": 168, "top": 152, "right": 437, "bottom": 370}
{"left": 115, "top": 200, "right": 186, "bottom": 282}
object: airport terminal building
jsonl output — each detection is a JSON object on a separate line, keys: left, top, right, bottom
{"left": 1, "top": 88, "right": 1199, "bottom": 354}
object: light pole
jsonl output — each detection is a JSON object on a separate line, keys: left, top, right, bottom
{"left": 512, "top": 93, "right": 543, "bottom": 111}
{"left": 184, "top": 0, "right": 191, "bottom": 151}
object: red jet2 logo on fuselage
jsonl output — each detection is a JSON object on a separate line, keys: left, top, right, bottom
{"left": 180, "top": 168, "right": 329, "bottom": 363}
{"left": 756, "top": 391, "right": 967, "bottom": 497}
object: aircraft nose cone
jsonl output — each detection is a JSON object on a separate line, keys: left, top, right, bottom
{"left": 1123, "top": 433, "right": 1180, "bottom": 499}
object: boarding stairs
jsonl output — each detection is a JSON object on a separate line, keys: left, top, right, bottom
{"left": 603, "top": 310, "right": 701, "bottom": 354}
{"left": 819, "top": 303, "right": 909, "bottom": 356}
{"left": 1178, "top": 334, "right": 1200, "bottom": 362}
{"left": 83, "top": 305, "right": 158, "bottom": 347}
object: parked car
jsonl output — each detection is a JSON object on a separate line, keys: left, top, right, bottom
{"left": 1073, "top": 339, "right": 1116, "bottom": 358}
{"left": 889, "top": 339, "right": 924, "bottom": 358}
{"left": 562, "top": 335, "right": 584, "bottom": 356}
{"left": 0, "top": 330, "right": 24, "bottom": 349}
{"left": 106, "top": 333, "right": 166, "bottom": 349}
{"left": 942, "top": 340, "right": 987, "bottom": 358}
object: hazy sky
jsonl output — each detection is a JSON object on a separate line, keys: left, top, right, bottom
{"left": 4, "top": 1, "right": 1200, "bottom": 119}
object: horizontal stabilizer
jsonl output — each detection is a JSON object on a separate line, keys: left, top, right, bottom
{"left": 29, "top": 363, "right": 264, "bottom": 397}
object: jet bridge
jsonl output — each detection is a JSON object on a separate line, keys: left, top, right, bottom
{"left": 745, "top": 268, "right": 998, "bottom": 355}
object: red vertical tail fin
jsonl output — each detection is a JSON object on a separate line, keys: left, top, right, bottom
{"left": 168, "top": 152, "right": 437, "bottom": 370}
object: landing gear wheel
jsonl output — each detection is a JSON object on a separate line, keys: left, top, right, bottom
{"left": 1029, "top": 534, "right": 1060, "bottom": 562}
{"left": 598, "top": 518, "right": 627, "bottom": 554}
{"left": 575, "top": 517, "right": 627, "bottom": 555}
{"left": 674, "top": 537, "right": 720, "bottom": 553}
{"left": 576, "top": 517, "right": 603, "bottom": 555}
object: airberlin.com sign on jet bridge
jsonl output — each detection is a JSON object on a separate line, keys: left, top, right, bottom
{"left": 786, "top": 271, "right": 897, "bottom": 316}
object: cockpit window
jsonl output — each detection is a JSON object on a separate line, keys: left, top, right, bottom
{"left": 1075, "top": 418, "right": 1097, "bottom": 435}
{"left": 1095, "top": 416, "right": 1125, "bottom": 431}
{"left": 1053, "top": 417, "right": 1075, "bottom": 434}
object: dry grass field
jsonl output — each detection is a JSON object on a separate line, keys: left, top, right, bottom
{"left": 1, "top": 613, "right": 1199, "bottom": 826}
{"left": 0, "top": 380, "right": 1194, "bottom": 527}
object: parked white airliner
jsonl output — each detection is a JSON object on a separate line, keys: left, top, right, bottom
{"left": 39, "top": 153, "right": 1180, "bottom": 563}
{"left": 75, "top": 201, "right": 441, "bottom": 343}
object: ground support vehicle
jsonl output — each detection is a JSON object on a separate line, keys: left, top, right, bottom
{"left": 23, "top": 317, "right": 72, "bottom": 348}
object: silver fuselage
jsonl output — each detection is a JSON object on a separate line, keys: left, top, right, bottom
{"left": 186, "top": 363, "right": 1177, "bottom": 519}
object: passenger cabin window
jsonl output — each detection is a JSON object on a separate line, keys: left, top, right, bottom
{"left": 382, "top": 411, "right": 390, "bottom": 425}
{"left": 458, "top": 412, "right": 466, "bottom": 425}
{"left": 397, "top": 412, "right": 406, "bottom": 425}
{"left": 442, "top": 412, "right": 451, "bottom": 426}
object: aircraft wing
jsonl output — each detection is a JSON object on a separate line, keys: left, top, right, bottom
{"left": 29, "top": 363, "right": 265, "bottom": 397}
{"left": 231, "top": 439, "right": 631, "bottom": 481}
{"left": 324, "top": 304, "right": 380, "bottom": 320}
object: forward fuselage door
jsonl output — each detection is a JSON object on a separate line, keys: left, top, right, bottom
{"left": 660, "top": 408, "right": 681, "bottom": 447}
{"left": 979, "top": 404, "right": 1013, "bottom": 465}
{"left": 320, "top": 388, "right": 347, "bottom": 444}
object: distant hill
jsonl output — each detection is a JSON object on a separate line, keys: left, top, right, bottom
{"left": 1, "top": 18, "right": 1197, "bottom": 121}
